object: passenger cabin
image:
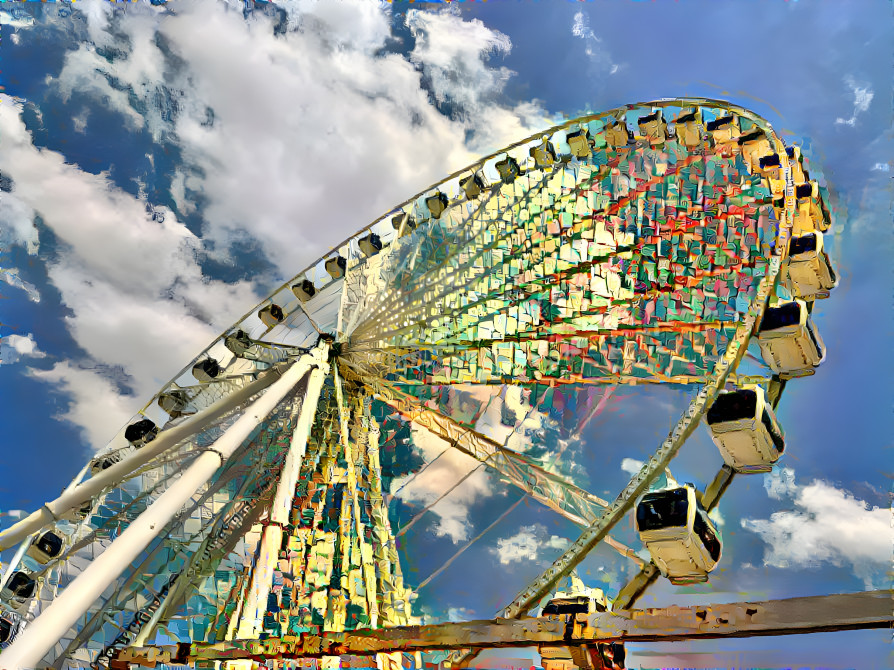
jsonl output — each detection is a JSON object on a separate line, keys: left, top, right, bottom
{"left": 26, "top": 531, "right": 65, "bottom": 565}
{"left": 192, "top": 358, "right": 221, "bottom": 383}
{"left": 2, "top": 572, "right": 35, "bottom": 602}
{"left": 674, "top": 109, "right": 703, "bottom": 148}
{"left": 706, "top": 386, "right": 785, "bottom": 473}
{"left": 786, "top": 232, "right": 837, "bottom": 300}
{"left": 325, "top": 255, "right": 347, "bottom": 279}
{"left": 0, "top": 615, "right": 12, "bottom": 644}
{"left": 158, "top": 388, "right": 190, "bottom": 417}
{"left": 460, "top": 173, "right": 485, "bottom": 199}
{"left": 637, "top": 110, "right": 668, "bottom": 144}
{"left": 258, "top": 304, "right": 285, "bottom": 328}
{"left": 757, "top": 153, "right": 785, "bottom": 195}
{"left": 89, "top": 451, "right": 124, "bottom": 476}
{"left": 706, "top": 115, "right": 740, "bottom": 151}
{"left": 530, "top": 139, "right": 558, "bottom": 167}
{"left": 786, "top": 145, "right": 809, "bottom": 184}
{"left": 225, "top": 329, "right": 253, "bottom": 357}
{"left": 757, "top": 299, "right": 825, "bottom": 375}
{"left": 425, "top": 192, "right": 449, "bottom": 219}
{"left": 292, "top": 278, "right": 316, "bottom": 302}
{"left": 124, "top": 418, "right": 157, "bottom": 447}
{"left": 794, "top": 181, "right": 831, "bottom": 234}
{"left": 737, "top": 129, "right": 772, "bottom": 173}
{"left": 604, "top": 119, "right": 631, "bottom": 148}
{"left": 636, "top": 485, "right": 721, "bottom": 584}
{"left": 565, "top": 129, "right": 593, "bottom": 158}
{"left": 539, "top": 576, "right": 624, "bottom": 670}
{"left": 391, "top": 213, "right": 416, "bottom": 237}
{"left": 357, "top": 233, "right": 382, "bottom": 257}
{"left": 495, "top": 156, "right": 521, "bottom": 184}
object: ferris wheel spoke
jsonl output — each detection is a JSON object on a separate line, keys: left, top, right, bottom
{"left": 497, "top": 255, "right": 780, "bottom": 620}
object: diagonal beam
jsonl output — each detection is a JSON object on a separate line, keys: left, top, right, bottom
{"left": 377, "top": 384, "right": 609, "bottom": 526}
{"left": 114, "top": 590, "right": 893, "bottom": 663}
{"left": 496, "top": 255, "right": 780, "bottom": 621}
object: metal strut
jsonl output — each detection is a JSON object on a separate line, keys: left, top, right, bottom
{"left": 112, "top": 590, "right": 893, "bottom": 664}
{"left": 1, "top": 344, "right": 329, "bottom": 670}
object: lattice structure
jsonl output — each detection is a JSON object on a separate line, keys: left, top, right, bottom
{"left": 0, "top": 98, "right": 840, "bottom": 669}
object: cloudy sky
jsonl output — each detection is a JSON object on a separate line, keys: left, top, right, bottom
{"left": 0, "top": 1, "right": 891, "bottom": 668}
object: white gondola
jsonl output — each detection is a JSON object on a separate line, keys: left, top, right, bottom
{"left": 325, "top": 255, "right": 347, "bottom": 279}
{"left": 495, "top": 155, "right": 521, "bottom": 183}
{"left": 425, "top": 192, "right": 449, "bottom": 219}
{"left": 757, "top": 299, "right": 825, "bottom": 375}
{"left": 258, "top": 303, "right": 285, "bottom": 328}
{"left": 737, "top": 129, "right": 772, "bottom": 173}
{"left": 158, "top": 387, "right": 190, "bottom": 417}
{"left": 25, "top": 531, "right": 65, "bottom": 565}
{"left": 786, "top": 231, "right": 837, "bottom": 300}
{"left": 636, "top": 484, "right": 721, "bottom": 585}
{"left": 357, "top": 232, "right": 383, "bottom": 257}
{"left": 706, "top": 114, "right": 740, "bottom": 150}
{"left": 794, "top": 181, "right": 831, "bottom": 234}
{"left": 1, "top": 572, "right": 35, "bottom": 612}
{"left": 124, "top": 418, "right": 158, "bottom": 447}
{"left": 291, "top": 278, "right": 316, "bottom": 302}
{"left": 604, "top": 119, "right": 632, "bottom": 148}
{"left": 89, "top": 451, "right": 125, "bottom": 476}
{"left": 674, "top": 108, "right": 703, "bottom": 148}
{"left": 637, "top": 110, "right": 668, "bottom": 144}
{"left": 460, "top": 173, "right": 485, "bottom": 199}
{"left": 565, "top": 128, "right": 593, "bottom": 158}
{"left": 539, "top": 576, "right": 625, "bottom": 670}
{"left": 224, "top": 329, "right": 253, "bottom": 357}
{"left": 530, "top": 138, "right": 558, "bottom": 167}
{"left": 705, "top": 386, "right": 785, "bottom": 473}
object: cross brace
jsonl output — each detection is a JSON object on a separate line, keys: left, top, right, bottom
{"left": 112, "top": 590, "right": 891, "bottom": 665}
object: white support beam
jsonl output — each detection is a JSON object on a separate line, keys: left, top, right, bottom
{"left": 1, "top": 347, "right": 327, "bottom": 669}
{"left": 0, "top": 365, "right": 291, "bottom": 552}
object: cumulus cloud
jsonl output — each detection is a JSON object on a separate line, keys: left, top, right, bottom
{"left": 571, "top": 11, "right": 620, "bottom": 75}
{"left": 762, "top": 466, "right": 797, "bottom": 500}
{"left": 491, "top": 523, "right": 569, "bottom": 565}
{"left": 742, "top": 475, "right": 890, "bottom": 588}
{"left": 0, "top": 191, "right": 40, "bottom": 256}
{"left": 620, "top": 457, "right": 644, "bottom": 475}
{"left": 835, "top": 75, "right": 874, "bottom": 126}
{"left": 0, "top": 97, "right": 257, "bottom": 410}
{"left": 1, "top": 268, "right": 41, "bottom": 303}
{"left": 0, "top": 333, "right": 47, "bottom": 364}
{"left": 2, "top": 0, "right": 561, "bottom": 449}
{"left": 391, "top": 425, "right": 493, "bottom": 544}
{"left": 30, "top": 362, "right": 140, "bottom": 449}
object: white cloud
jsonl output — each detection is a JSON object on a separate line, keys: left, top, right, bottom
{"left": 0, "top": 191, "right": 40, "bottom": 256}
{"left": 1, "top": 268, "right": 41, "bottom": 303}
{"left": 2, "top": 0, "right": 559, "bottom": 449}
{"left": 445, "top": 606, "right": 475, "bottom": 623}
{"left": 491, "top": 523, "right": 569, "bottom": 565}
{"left": 30, "top": 362, "right": 139, "bottom": 450}
{"left": 870, "top": 162, "right": 889, "bottom": 172}
{"left": 742, "top": 478, "right": 890, "bottom": 588}
{"left": 1, "top": 333, "right": 47, "bottom": 364}
{"left": 762, "top": 466, "right": 797, "bottom": 500}
{"left": 391, "top": 425, "right": 493, "bottom": 544}
{"left": 620, "top": 457, "right": 644, "bottom": 475}
{"left": 571, "top": 11, "right": 620, "bottom": 75}
{"left": 47, "top": 0, "right": 550, "bottom": 280}
{"left": 835, "top": 75, "right": 874, "bottom": 126}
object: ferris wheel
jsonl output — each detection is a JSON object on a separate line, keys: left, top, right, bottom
{"left": 0, "top": 97, "right": 838, "bottom": 669}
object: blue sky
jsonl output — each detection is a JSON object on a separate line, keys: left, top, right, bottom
{"left": 0, "top": 1, "right": 891, "bottom": 668}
